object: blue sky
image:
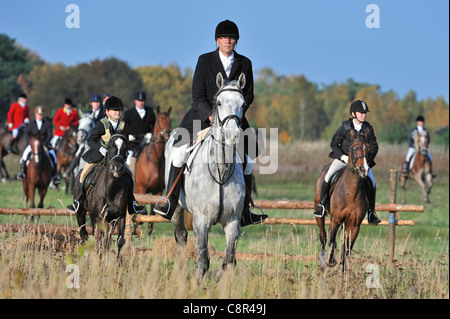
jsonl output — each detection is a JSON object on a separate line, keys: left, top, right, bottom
{"left": 1, "top": 0, "right": 448, "bottom": 101}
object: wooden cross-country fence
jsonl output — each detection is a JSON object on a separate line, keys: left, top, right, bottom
{"left": 0, "top": 169, "right": 422, "bottom": 263}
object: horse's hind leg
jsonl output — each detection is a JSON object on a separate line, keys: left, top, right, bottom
{"left": 172, "top": 205, "right": 188, "bottom": 248}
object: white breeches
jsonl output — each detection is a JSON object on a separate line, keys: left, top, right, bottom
{"left": 324, "top": 158, "right": 375, "bottom": 187}
{"left": 170, "top": 142, "right": 253, "bottom": 175}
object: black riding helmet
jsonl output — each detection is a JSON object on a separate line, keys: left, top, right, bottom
{"left": 215, "top": 19, "right": 239, "bottom": 40}
{"left": 134, "top": 91, "right": 146, "bottom": 101}
{"left": 350, "top": 100, "right": 370, "bottom": 114}
{"left": 416, "top": 115, "right": 425, "bottom": 122}
{"left": 104, "top": 96, "right": 124, "bottom": 111}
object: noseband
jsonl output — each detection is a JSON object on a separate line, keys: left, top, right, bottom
{"left": 214, "top": 87, "right": 245, "bottom": 128}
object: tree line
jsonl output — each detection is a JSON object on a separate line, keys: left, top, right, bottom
{"left": 1, "top": 33, "right": 448, "bottom": 145}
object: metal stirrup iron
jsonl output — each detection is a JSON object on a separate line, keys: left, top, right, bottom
{"left": 154, "top": 164, "right": 185, "bottom": 216}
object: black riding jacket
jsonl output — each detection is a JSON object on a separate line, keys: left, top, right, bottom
{"left": 329, "top": 118, "right": 378, "bottom": 168}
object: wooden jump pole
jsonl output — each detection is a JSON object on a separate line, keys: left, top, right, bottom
{"left": 388, "top": 169, "right": 398, "bottom": 266}
{"left": 133, "top": 214, "right": 414, "bottom": 226}
{"left": 133, "top": 194, "right": 423, "bottom": 212}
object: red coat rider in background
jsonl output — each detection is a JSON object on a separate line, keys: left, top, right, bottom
{"left": 7, "top": 93, "right": 30, "bottom": 153}
{"left": 50, "top": 97, "right": 79, "bottom": 148}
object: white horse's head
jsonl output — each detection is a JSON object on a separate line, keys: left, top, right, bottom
{"left": 213, "top": 72, "right": 246, "bottom": 148}
{"left": 77, "top": 111, "right": 95, "bottom": 144}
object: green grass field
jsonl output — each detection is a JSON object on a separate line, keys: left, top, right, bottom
{"left": 0, "top": 142, "right": 448, "bottom": 299}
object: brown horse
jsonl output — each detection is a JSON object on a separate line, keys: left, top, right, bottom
{"left": 56, "top": 126, "right": 78, "bottom": 193}
{"left": 74, "top": 134, "right": 132, "bottom": 256}
{"left": 0, "top": 120, "right": 27, "bottom": 182}
{"left": 315, "top": 129, "right": 372, "bottom": 270}
{"left": 22, "top": 132, "right": 52, "bottom": 209}
{"left": 399, "top": 130, "right": 433, "bottom": 204}
{"left": 134, "top": 106, "right": 172, "bottom": 234}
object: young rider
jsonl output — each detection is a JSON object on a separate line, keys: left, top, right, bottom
{"left": 66, "top": 96, "right": 144, "bottom": 215}
{"left": 313, "top": 100, "right": 381, "bottom": 225}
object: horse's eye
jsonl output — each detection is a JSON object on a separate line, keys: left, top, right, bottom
{"left": 217, "top": 101, "right": 221, "bottom": 106}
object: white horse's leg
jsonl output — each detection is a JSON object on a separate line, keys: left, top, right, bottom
{"left": 193, "top": 214, "right": 210, "bottom": 282}
{"left": 172, "top": 205, "right": 188, "bottom": 247}
{"left": 223, "top": 219, "right": 240, "bottom": 270}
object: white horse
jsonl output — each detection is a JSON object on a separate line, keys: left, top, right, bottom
{"left": 66, "top": 110, "right": 95, "bottom": 178}
{"left": 167, "top": 73, "right": 247, "bottom": 281}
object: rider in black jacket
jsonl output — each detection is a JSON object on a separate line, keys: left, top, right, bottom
{"left": 314, "top": 100, "right": 381, "bottom": 224}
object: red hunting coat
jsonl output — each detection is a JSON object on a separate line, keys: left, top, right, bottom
{"left": 53, "top": 107, "right": 79, "bottom": 137}
{"left": 7, "top": 102, "right": 30, "bottom": 130}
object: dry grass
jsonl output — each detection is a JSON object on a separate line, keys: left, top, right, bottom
{"left": 0, "top": 141, "right": 448, "bottom": 299}
{"left": 0, "top": 225, "right": 448, "bottom": 299}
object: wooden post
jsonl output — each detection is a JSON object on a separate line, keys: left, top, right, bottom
{"left": 388, "top": 169, "right": 398, "bottom": 266}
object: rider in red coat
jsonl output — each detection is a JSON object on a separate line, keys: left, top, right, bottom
{"left": 50, "top": 98, "right": 79, "bottom": 148}
{"left": 7, "top": 93, "right": 30, "bottom": 153}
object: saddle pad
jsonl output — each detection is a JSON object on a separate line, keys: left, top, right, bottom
{"left": 185, "top": 127, "right": 211, "bottom": 170}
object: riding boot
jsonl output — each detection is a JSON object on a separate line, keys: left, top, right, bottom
{"left": 401, "top": 161, "right": 409, "bottom": 177}
{"left": 153, "top": 163, "right": 183, "bottom": 220}
{"left": 367, "top": 186, "right": 381, "bottom": 225}
{"left": 67, "top": 191, "right": 85, "bottom": 214}
{"left": 314, "top": 179, "right": 329, "bottom": 217}
{"left": 52, "top": 165, "right": 61, "bottom": 185}
{"left": 16, "top": 160, "right": 27, "bottom": 180}
{"left": 7, "top": 138, "right": 16, "bottom": 154}
{"left": 241, "top": 173, "right": 268, "bottom": 227}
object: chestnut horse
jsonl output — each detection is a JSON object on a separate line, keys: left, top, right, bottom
{"left": 315, "top": 129, "right": 372, "bottom": 270}
{"left": 56, "top": 126, "right": 78, "bottom": 193}
{"left": 22, "top": 132, "right": 52, "bottom": 209}
{"left": 399, "top": 130, "right": 433, "bottom": 204}
{"left": 135, "top": 106, "right": 172, "bottom": 233}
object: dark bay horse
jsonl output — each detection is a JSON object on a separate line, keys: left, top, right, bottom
{"left": 0, "top": 121, "right": 27, "bottom": 182}
{"left": 22, "top": 132, "right": 52, "bottom": 209}
{"left": 315, "top": 129, "right": 372, "bottom": 270}
{"left": 399, "top": 130, "right": 433, "bottom": 204}
{"left": 135, "top": 106, "right": 172, "bottom": 234}
{"left": 56, "top": 126, "right": 78, "bottom": 193}
{"left": 74, "top": 134, "right": 132, "bottom": 256}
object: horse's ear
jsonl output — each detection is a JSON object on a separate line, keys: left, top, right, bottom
{"left": 168, "top": 106, "right": 172, "bottom": 116}
{"left": 157, "top": 105, "right": 160, "bottom": 114}
{"left": 78, "top": 110, "right": 84, "bottom": 118}
{"left": 238, "top": 73, "right": 246, "bottom": 89}
{"left": 350, "top": 129, "right": 356, "bottom": 140}
{"left": 216, "top": 72, "right": 224, "bottom": 88}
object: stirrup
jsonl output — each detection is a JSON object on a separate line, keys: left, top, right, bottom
{"left": 153, "top": 198, "right": 170, "bottom": 216}
{"left": 314, "top": 204, "right": 326, "bottom": 218}
{"left": 132, "top": 201, "right": 145, "bottom": 214}
{"left": 249, "top": 205, "right": 267, "bottom": 224}
{"left": 53, "top": 175, "right": 61, "bottom": 185}
{"left": 67, "top": 200, "right": 80, "bottom": 214}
